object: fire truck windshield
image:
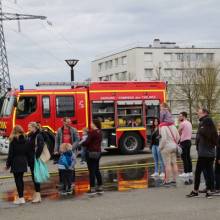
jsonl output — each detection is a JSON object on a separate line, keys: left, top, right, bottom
{"left": 0, "top": 96, "right": 15, "bottom": 117}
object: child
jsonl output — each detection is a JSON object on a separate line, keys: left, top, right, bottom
{"left": 58, "top": 143, "right": 76, "bottom": 195}
{"left": 78, "top": 128, "right": 88, "bottom": 164}
{"left": 160, "top": 103, "right": 174, "bottom": 126}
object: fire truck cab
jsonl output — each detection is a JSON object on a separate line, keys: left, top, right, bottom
{"left": 0, "top": 81, "right": 166, "bottom": 155}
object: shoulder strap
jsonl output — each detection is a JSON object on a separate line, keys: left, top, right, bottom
{"left": 167, "top": 126, "right": 178, "bottom": 144}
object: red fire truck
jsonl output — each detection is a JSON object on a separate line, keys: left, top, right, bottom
{"left": 0, "top": 81, "right": 166, "bottom": 155}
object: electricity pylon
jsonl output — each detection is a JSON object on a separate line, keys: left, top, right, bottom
{"left": 0, "top": 0, "right": 46, "bottom": 96}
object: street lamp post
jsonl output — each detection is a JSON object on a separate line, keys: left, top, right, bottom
{"left": 65, "top": 59, "right": 79, "bottom": 82}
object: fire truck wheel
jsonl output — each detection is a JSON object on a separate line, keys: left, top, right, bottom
{"left": 119, "top": 132, "right": 142, "bottom": 155}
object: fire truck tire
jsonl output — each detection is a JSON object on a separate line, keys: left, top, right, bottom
{"left": 119, "top": 132, "right": 142, "bottom": 155}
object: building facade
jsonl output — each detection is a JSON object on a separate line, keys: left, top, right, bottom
{"left": 92, "top": 39, "right": 220, "bottom": 83}
{"left": 91, "top": 39, "right": 220, "bottom": 118}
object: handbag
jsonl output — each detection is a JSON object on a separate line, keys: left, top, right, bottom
{"left": 34, "top": 158, "right": 50, "bottom": 183}
{"left": 35, "top": 134, "right": 51, "bottom": 163}
{"left": 167, "top": 126, "right": 182, "bottom": 156}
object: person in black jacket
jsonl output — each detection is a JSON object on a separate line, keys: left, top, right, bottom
{"left": 27, "top": 122, "right": 44, "bottom": 203}
{"left": 187, "top": 108, "right": 218, "bottom": 198}
{"left": 150, "top": 118, "right": 165, "bottom": 178}
{"left": 215, "top": 125, "right": 220, "bottom": 193}
{"left": 6, "top": 125, "right": 28, "bottom": 205}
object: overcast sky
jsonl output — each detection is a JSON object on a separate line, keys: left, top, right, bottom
{"left": 2, "top": 0, "right": 220, "bottom": 88}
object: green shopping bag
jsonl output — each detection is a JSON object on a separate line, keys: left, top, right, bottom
{"left": 34, "top": 158, "right": 50, "bottom": 183}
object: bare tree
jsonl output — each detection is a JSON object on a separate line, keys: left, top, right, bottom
{"left": 196, "top": 63, "right": 220, "bottom": 113}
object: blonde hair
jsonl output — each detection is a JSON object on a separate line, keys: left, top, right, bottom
{"left": 28, "top": 122, "right": 40, "bottom": 130}
{"left": 161, "top": 102, "right": 171, "bottom": 112}
{"left": 9, "top": 125, "right": 25, "bottom": 141}
{"left": 59, "top": 143, "right": 72, "bottom": 153}
{"left": 82, "top": 127, "right": 89, "bottom": 133}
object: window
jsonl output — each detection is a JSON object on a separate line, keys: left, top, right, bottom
{"left": 56, "top": 96, "right": 75, "bottom": 117}
{"left": 98, "top": 63, "right": 103, "bottom": 72}
{"left": 16, "top": 96, "right": 37, "bottom": 118}
{"left": 109, "top": 60, "right": 113, "bottom": 68}
{"left": 164, "top": 53, "right": 172, "bottom": 62}
{"left": 196, "top": 53, "right": 204, "bottom": 61}
{"left": 164, "top": 69, "right": 173, "bottom": 81}
{"left": 0, "top": 96, "right": 15, "bottom": 116}
{"left": 176, "top": 53, "right": 183, "bottom": 61}
{"left": 122, "top": 56, "right": 127, "bottom": 65}
{"left": 115, "top": 73, "right": 119, "bottom": 80}
{"left": 144, "top": 69, "right": 153, "bottom": 79}
{"left": 99, "top": 77, "right": 102, "bottom": 81}
{"left": 42, "top": 96, "right": 50, "bottom": 118}
{"left": 206, "top": 53, "right": 214, "bottom": 61}
{"left": 105, "top": 61, "right": 108, "bottom": 70}
{"left": 120, "top": 71, "right": 127, "bottom": 81}
{"left": 115, "top": 58, "right": 118, "bottom": 66}
{"left": 144, "top": 53, "right": 152, "bottom": 61}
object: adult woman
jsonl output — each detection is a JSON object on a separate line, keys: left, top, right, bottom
{"left": 150, "top": 118, "right": 165, "bottom": 178}
{"left": 159, "top": 124, "right": 180, "bottom": 186}
{"left": 27, "top": 122, "right": 44, "bottom": 203}
{"left": 81, "top": 119, "right": 103, "bottom": 196}
{"left": 6, "top": 125, "right": 28, "bottom": 205}
{"left": 187, "top": 108, "right": 217, "bottom": 198}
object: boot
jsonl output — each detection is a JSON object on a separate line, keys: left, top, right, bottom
{"left": 32, "top": 192, "right": 41, "bottom": 203}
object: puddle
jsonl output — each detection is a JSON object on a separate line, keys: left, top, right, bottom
{"left": 0, "top": 160, "right": 185, "bottom": 208}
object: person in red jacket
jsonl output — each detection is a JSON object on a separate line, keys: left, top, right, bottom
{"left": 81, "top": 119, "right": 103, "bottom": 196}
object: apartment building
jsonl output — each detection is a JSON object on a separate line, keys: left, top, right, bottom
{"left": 91, "top": 39, "right": 220, "bottom": 83}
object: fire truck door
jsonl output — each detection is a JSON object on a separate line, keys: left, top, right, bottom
{"left": 53, "top": 95, "right": 78, "bottom": 132}
{"left": 41, "top": 95, "right": 54, "bottom": 131}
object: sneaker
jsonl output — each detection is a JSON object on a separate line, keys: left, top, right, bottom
{"left": 87, "top": 188, "right": 97, "bottom": 196}
{"left": 179, "top": 173, "right": 188, "bottom": 178}
{"left": 205, "top": 192, "right": 212, "bottom": 199}
{"left": 184, "top": 179, "right": 193, "bottom": 185}
{"left": 159, "top": 172, "right": 165, "bottom": 178}
{"left": 161, "top": 181, "right": 172, "bottom": 187}
{"left": 96, "top": 186, "right": 104, "bottom": 195}
{"left": 59, "top": 190, "right": 68, "bottom": 196}
{"left": 188, "top": 172, "right": 193, "bottom": 177}
{"left": 186, "top": 191, "right": 199, "bottom": 198}
{"left": 13, "top": 197, "right": 25, "bottom": 205}
{"left": 66, "top": 189, "right": 72, "bottom": 195}
{"left": 151, "top": 172, "right": 159, "bottom": 177}
{"left": 170, "top": 181, "right": 177, "bottom": 186}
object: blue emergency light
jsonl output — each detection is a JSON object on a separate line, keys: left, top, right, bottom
{"left": 19, "top": 85, "right": 24, "bottom": 91}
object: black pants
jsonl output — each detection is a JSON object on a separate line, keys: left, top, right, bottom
{"left": 30, "top": 168, "right": 41, "bottom": 192}
{"left": 59, "top": 169, "right": 73, "bottom": 190}
{"left": 59, "top": 169, "right": 75, "bottom": 183}
{"left": 86, "top": 157, "right": 103, "bottom": 188}
{"left": 180, "top": 140, "right": 192, "bottom": 173}
{"left": 194, "top": 157, "right": 214, "bottom": 191}
{"left": 13, "top": 172, "right": 24, "bottom": 198}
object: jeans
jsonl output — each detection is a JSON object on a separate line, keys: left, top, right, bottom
{"left": 86, "top": 155, "right": 103, "bottom": 188}
{"left": 59, "top": 169, "right": 73, "bottom": 190}
{"left": 13, "top": 172, "right": 24, "bottom": 198}
{"left": 194, "top": 157, "right": 214, "bottom": 191}
{"left": 180, "top": 140, "right": 192, "bottom": 173}
{"left": 152, "top": 145, "right": 165, "bottom": 173}
{"left": 81, "top": 146, "right": 86, "bottom": 162}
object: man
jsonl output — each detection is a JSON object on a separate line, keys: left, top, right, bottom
{"left": 178, "top": 112, "right": 193, "bottom": 181}
{"left": 186, "top": 108, "right": 217, "bottom": 198}
{"left": 54, "top": 117, "right": 80, "bottom": 189}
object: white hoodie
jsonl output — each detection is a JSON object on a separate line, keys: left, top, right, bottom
{"left": 159, "top": 125, "right": 180, "bottom": 152}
